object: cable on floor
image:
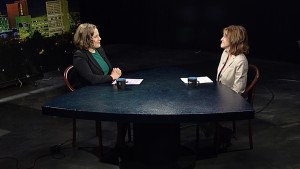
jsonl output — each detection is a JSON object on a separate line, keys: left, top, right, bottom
{"left": 0, "top": 139, "right": 72, "bottom": 169}
{"left": 0, "top": 153, "right": 51, "bottom": 169}
{"left": 256, "top": 78, "right": 300, "bottom": 113}
{"left": 255, "top": 81, "right": 275, "bottom": 113}
{"left": 277, "top": 79, "right": 300, "bottom": 83}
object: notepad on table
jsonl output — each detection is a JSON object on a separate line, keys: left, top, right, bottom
{"left": 112, "top": 79, "right": 143, "bottom": 85}
{"left": 180, "top": 76, "right": 213, "bottom": 84}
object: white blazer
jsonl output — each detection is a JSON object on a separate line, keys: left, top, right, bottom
{"left": 216, "top": 50, "right": 248, "bottom": 94}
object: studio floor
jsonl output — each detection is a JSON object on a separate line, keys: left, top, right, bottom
{"left": 0, "top": 44, "right": 299, "bottom": 169}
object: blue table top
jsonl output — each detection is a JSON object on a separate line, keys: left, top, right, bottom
{"left": 42, "top": 67, "right": 254, "bottom": 123}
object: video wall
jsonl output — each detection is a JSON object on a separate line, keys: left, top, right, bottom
{"left": 0, "top": 0, "right": 80, "bottom": 88}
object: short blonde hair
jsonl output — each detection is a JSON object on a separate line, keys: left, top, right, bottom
{"left": 73, "top": 23, "right": 97, "bottom": 50}
{"left": 223, "top": 25, "right": 249, "bottom": 55}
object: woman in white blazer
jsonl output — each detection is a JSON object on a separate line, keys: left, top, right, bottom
{"left": 217, "top": 25, "right": 249, "bottom": 94}
{"left": 210, "top": 25, "right": 250, "bottom": 151}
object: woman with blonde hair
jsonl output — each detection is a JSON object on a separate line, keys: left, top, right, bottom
{"left": 217, "top": 25, "right": 249, "bottom": 94}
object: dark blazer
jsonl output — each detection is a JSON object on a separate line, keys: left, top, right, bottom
{"left": 73, "top": 47, "right": 113, "bottom": 85}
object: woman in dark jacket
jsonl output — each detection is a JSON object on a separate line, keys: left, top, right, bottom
{"left": 73, "top": 23, "right": 121, "bottom": 84}
{"left": 73, "top": 23, "right": 128, "bottom": 148}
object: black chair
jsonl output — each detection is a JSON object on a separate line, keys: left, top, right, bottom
{"left": 63, "top": 65, "right": 103, "bottom": 154}
{"left": 64, "top": 65, "right": 133, "bottom": 154}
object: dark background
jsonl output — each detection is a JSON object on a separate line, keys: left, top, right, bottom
{"left": 1, "top": 0, "right": 299, "bottom": 87}
{"left": 78, "top": 0, "right": 300, "bottom": 63}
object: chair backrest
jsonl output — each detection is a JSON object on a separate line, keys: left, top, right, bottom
{"left": 64, "top": 65, "right": 82, "bottom": 92}
{"left": 242, "top": 64, "right": 260, "bottom": 105}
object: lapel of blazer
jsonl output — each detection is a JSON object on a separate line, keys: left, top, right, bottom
{"left": 219, "top": 55, "right": 236, "bottom": 77}
{"left": 224, "top": 56, "right": 235, "bottom": 71}
{"left": 84, "top": 50, "right": 104, "bottom": 72}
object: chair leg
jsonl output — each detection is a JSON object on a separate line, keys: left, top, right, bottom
{"left": 72, "top": 118, "right": 77, "bottom": 148}
{"left": 232, "top": 120, "right": 236, "bottom": 138}
{"left": 213, "top": 122, "right": 220, "bottom": 153}
{"left": 248, "top": 120, "right": 253, "bottom": 149}
{"left": 127, "top": 123, "right": 132, "bottom": 142}
{"left": 196, "top": 123, "right": 200, "bottom": 150}
{"left": 95, "top": 121, "right": 98, "bottom": 136}
{"left": 96, "top": 120, "right": 103, "bottom": 156}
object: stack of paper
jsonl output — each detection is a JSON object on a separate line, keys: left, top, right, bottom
{"left": 112, "top": 79, "right": 144, "bottom": 85}
{"left": 180, "top": 76, "right": 213, "bottom": 84}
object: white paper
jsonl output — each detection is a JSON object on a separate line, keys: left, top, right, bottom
{"left": 180, "top": 78, "right": 189, "bottom": 83}
{"left": 180, "top": 76, "right": 213, "bottom": 84}
{"left": 112, "top": 79, "right": 143, "bottom": 85}
{"left": 197, "top": 76, "right": 213, "bottom": 83}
